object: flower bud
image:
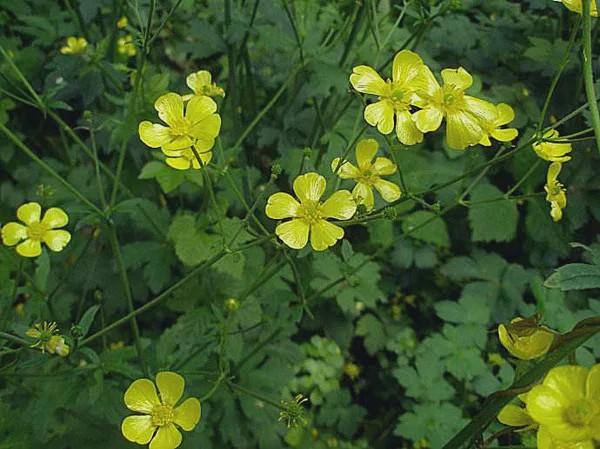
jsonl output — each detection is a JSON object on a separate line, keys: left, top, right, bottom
{"left": 498, "top": 316, "right": 554, "bottom": 360}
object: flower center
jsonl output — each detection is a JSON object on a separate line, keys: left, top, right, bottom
{"left": 357, "top": 169, "right": 378, "bottom": 186}
{"left": 151, "top": 404, "right": 174, "bottom": 427}
{"left": 386, "top": 81, "right": 410, "bottom": 111}
{"left": 298, "top": 200, "right": 323, "bottom": 224}
{"left": 565, "top": 399, "right": 597, "bottom": 427}
{"left": 170, "top": 117, "right": 192, "bottom": 137}
{"left": 441, "top": 85, "right": 465, "bottom": 111}
{"left": 27, "top": 222, "right": 48, "bottom": 241}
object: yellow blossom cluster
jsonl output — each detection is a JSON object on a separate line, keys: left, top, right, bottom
{"left": 349, "top": 50, "right": 518, "bottom": 150}
{"left": 138, "top": 71, "right": 224, "bottom": 170}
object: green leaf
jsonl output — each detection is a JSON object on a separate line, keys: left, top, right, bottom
{"left": 77, "top": 305, "right": 100, "bottom": 338}
{"left": 355, "top": 314, "right": 386, "bottom": 355}
{"left": 139, "top": 161, "right": 185, "bottom": 193}
{"left": 468, "top": 184, "right": 518, "bottom": 242}
{"left": 545, "top": 263, "right": 600, "bottom": 291}
{"left": 402, "top": 211, "right": 450, "bottom": 248}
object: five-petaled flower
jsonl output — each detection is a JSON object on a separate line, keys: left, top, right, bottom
{"left": 60, "top": 37, "right": 88, "bottom": 55}
{"left": 533, "top": 129, "right": 573, "bottom": 162}
{"left": 265, "top": 172, "right": 357, "bottom": 251}
{"left": 350, "top": 50, "right": 427, "bottom": 145}
{"left": 1, "top": 202, "right": 71, "bottom": 258}
{"left": 545, "top": 162, "right": 567, "bottom": 222}
{"left": 331, "top": 138, "right": 401, "bottom": 210}
{"left": 498, "top": 316, "right": 555, "bottom": 360}
{"left": 121, "top": 371, "right": 201, "bottom": 449}
{"left": 480, "top": 103, "right": 519, "bottom": 146}
{"left": 185, "top": 70, "right": 225, "bottom": 99}
{"left": 138, "top": 92, "right": 221, "bottom": 170}
{"left": 412, "top": 67, "right": 498, "bottom": 150}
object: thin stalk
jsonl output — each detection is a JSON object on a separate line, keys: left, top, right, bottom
{"left": 582, "top": 0, "right": 600, "bottom": 153}
{"left": 0, "top": 332, "right": 29, "bottom": 347}
{"left": 0, "top": 44, "right": 45, "bottom": 111}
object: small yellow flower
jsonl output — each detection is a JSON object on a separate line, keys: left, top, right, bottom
{"left": 412, "top": 67, "right": 498, "bottom": 150}
{"left": 265, "top": 172, "right": 356, "bottom": 251}
{"left": 545, "top": 162, "right": 567, "bottom": 222}
{"left": 138, "top": 93, "right": 221, "bottom": 170}
{"left": 121, "top": 371, "right": 201, "bottom": 449}
{"left": 480, "top": 103, "right": 519, "bottom": 146}
{"left": 533, "top": 129, "right": 573, "bottom": 162}
{"left": 498, "top": 393, "right": 537, "bottom": 430}
{"left": 527, "top": 364, "right": 600, "bottom": 443}
{"left": 331, "top": 138, "right": 401, "bottom": 210}
{"left": 343, "top": 362, "right": 361, "bottom": 380}
{"left": 184, "top": 71, "right": 225, "bottom": 99}
{"left": 60, "top": 37, "right": 88, "bottom": 55}
{"left": 1, "top": 202, "right": 71, "bottom": 258}
{"left": 117, "top": 16, "right": 129, "bottom": 28}
{"left": 498, "top": 316, "right": 555, "bottom": 360}
{"left": 118, "top": 35, "right": 137, "bottom": 57}
{"left": 25, "top": 321, "right": 70, "bottom": 357}
{"left": 350, "top": 50, "right": 427, "bottom": 145}
{"left": 554, "top": 0, "right": 598, "bottom": 16}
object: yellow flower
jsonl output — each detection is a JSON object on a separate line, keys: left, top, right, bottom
{"left": 117, "top": 16, "right": 129, "bottom": 28}
{"left": 265, "top": 172, "right": 356, "bottom": 251}
{"left": 498, "top": 393, "right": 537, "bottom": 430}
{"left": 60, "top": 37, "right": 88, "bottom": 55}
{"left": 138, "top": 93, "right": 221, "bottom": 169}
{"left": 498, "top": 316, "right": 554, "bottom": 360}
{"left": 1, "top": 202, "right": 71, "bottom": 258}
{"left": 533, "top": 129, "right": 573, "bottom": 162}
{"left": 537, "top": 425, "right": 596, "bottom": 449}
{"left": 527, "top": 365, "right": 600, "bottom": 443}
{"left": 121, "top": 371, "right": 201, "bottom": 449}
{"left": 331, "top": 138, "right": 401, "bottom": 210}
{"left": 412, "top": 67, "right": 498, "bottom": 150}
{"left": 349, "top": 50, "right": 427, "bottom": 145}
{"left": 480, "top": 103, "right": 519, "bottom": 146}
{"left": 545, "top": 162, "right": 567, "bottom": 222}
{"left": 118, "top": 35, "right": 137, "bottom": 57}
{"left": 25, "top": 322, "right": 70, "bottom": 357}
{"left": 184, "top": 71, "right": 225, "bottom": 99}
{"left": 554, "top": 0, "right": 598, "bottom": 16}
{"left": 343, "top": 362, "right": 361, "bottom": 380}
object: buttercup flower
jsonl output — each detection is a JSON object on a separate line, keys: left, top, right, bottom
{"left": 553, "top": 0, "right": 598, "bottom": 16}
{"left": 60, "top": 37, "right": 88, "bottom": 55}
{"left": 117, "top": 16, "right": 129, "bottom": 28}
{"left": 498, "top": 393, "right": 537, "bottom": 430}
{"left": 349, "top": 50, "right": 427, "bottom": 145}
{"left": 122, "top": 371, "right": 201, "bottom": 449}
{"left": 26, "top": 321, "right": 70, "bottom": 357}
{"left": 1, "top": 202, "right": 71, "bottom": 258}
{"left": 533, "top": 129, "right": 573, "bottom": 162}
{"left": 480, "top": 103, "right": 519, "bottom": 146}
{"left": 184, "top": 70, "right": 225, "bottom": 99}
{"left": 138, "top": 93, "right": 221, "bottom": 169}
{"left": 545, "top": 162, "right": 567, "bottom": 222}
{"left": 331, "top": 138, "right": 401, "bottom": 210}
{"left": 412, "top": 67, "right": 498, "bottom": 150}
{"left": 527, "top": 365, "right": 600, "bottom": 443}
{"left": 498, "top": 316, "right": 555, "bottom": 360}
{"left": 265, "top": 172, "right": 357, "bottom": 251}
{"left": 537, "top": 425, "right": 595, "bottom": 449}
{"left": 118, "top": 35, "right": 136, "bottom": 57}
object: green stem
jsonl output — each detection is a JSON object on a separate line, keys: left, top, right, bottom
{"left": 0, "top": 332, "right": 29, "bottom": 347}
{"left": 0, "top": 44, "right": 45, "bottom": 111}
{"left": 581, "top": 0, "right": 600, "bottom": 153}
{"left": 227, "top": 381, "right": 282, "bottom": 409}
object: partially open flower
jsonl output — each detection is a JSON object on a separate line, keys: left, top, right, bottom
{"left": 498, "top": 316, "right": 555, "bottom": 360}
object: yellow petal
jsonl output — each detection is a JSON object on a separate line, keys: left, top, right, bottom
{"left": 491, "top": 128, "right": 518, "bottom": 142}
{"left": 331, "top": 158, "right": 360, "bottom": 179}
{"left": 446, "top": 110, "right": 484, "bottom": 150}
{"left": 1, "top": 222, "right": 27, "bottom": 246}
{"left": 310, "top": 219, "right": 344, "bottom": 251}
{"left": 121, "top": 415, "right": 156, "bottom": 444}
{"left": 537, "top": 426, "right": 553, "bottom": 449}
{"left": 479, "top": 134, "right": 492, "bottom": 146}
{"left": 371, "top": 157, "right": 397, "bottom": 176}
{"left": 42, "top": 230, "right": 71, "bottom": 252}
{"left": 156, "top": 371, "right": 184, "bottom": 406}
{"left": 155, "top": 93, "right": 185, "bottom": 127}
{"left": 189, "top": 148, "right": 213, "bottom": 168}
{"left": 293, "top": 172, "right": 326, "bottom": 203}
{"left": 355, "top": 138, "right": 378, "bottom": 170}
{"left": 139, "top": 122, "right": 172, "bottom": 148}
{"left": 16, "top": 239, "right": 42, "bottom": 258}
{"left": 349, "top": 65, "right": 389, "bottom": 96}
{"left": 163, "top": 136, "right": 194, "bottom": 151}
{"left": 186, "top": 96, "right": 217, "bottom": 123}
{"left": 320, "top": 190, "right": 356, "bottom": 220}
{"left": 174, "top": 397, "right": 201, "bottom": 431}
{"left": 192, "top": 135, "right": 217, "bottom": 153}
{"left": 364, "top": 100, "right": 394, "bottom": 135}
{"left": 41, "top": 207, "right": 68, "bottom": 228}
{"left": 165, "top": 157, "right": 191, "bottom": 171}
{"left": 551, "top": 202, "right": 563, "bottom": 222}
{"left": 25, "top": 328, "right": 41, "bottom": 338}
{"left": 496, "top": 103, "right": 515, "bottom": 125}
{"left": 561, "top": 0, "right": 599, "bottom": 16}
{"left": 186, "top": 70, "right": 212, "bottom": 95}
{"left": 190, "top": 114, "right": 221, "bottom": 141}
{"left": 441, "top": 67, "right": 473, "bottom": 90}
{"left": 352, "top": 182, "right": 375, "bottom": 210}
{"left": 544, "top": 365, "right": 588, "bottom": 403}
{"left": 124, "top": 379, "right": 161, "bottom": 413}
{"left": 265, "top": 192, "right": 300, "bottom": 219}
{"left": 149, "top": 423, "right": 182, "bottom": 449}
{"left": 464, "top": 96, "right": 498, "bottom": 125}
{"left": 586, "top": 363, "right": 600, "bottom": 399}
{"left": 413, "top": 107, "right": 443, "bottom": 133}
{"left": 395, "top": 110, "right": 423, "bottom": 145}
{"left": 497, "top": 404, "right": 533, "bottom": 427}
{"left": 275, "top": 219, "right": 309, "bottom": 250}
{"left": 413, "top": 66, "right": 441, "bottom": 98}
{"left": 392, "top": 50, "right": 424, "bottom": 85}
{"left": 373, "top": 178, "right": 401, "bottom": 202}
{"left": 17, "top": 202, "right": 41, "bottom": 225}
{"left": 547, "top": 162, "right": 562, "bottom": 184}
